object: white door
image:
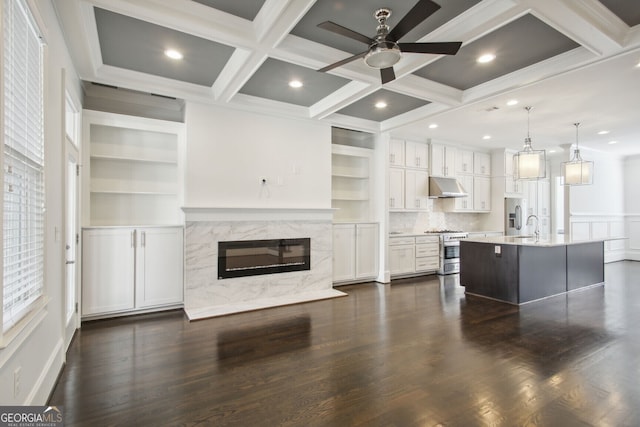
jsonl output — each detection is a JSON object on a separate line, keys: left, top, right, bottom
{"left": 135, "top": 227, "right": 184, "bottom": 308}
{"left": 64, "top": 141, "right": 80, "bottom": 349}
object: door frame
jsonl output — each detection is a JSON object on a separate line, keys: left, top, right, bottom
{"left": 62, "top": 71, "right": 82, "bottom": 351}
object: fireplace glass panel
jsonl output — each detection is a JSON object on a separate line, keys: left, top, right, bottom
{"left": 218, "top": 238, "right": 310, "bottom": 279}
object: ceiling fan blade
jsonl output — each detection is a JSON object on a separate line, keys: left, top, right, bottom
{"left": 388, "top": 0, "right": 441, "bottom": 42}
{"left": 399, "top": 41, "right": 462, "bottom": 55}
{"left": 318, "top": 51, "right": 368, "bottom": 72}
{"left": 380, "top": 67, "right": 396, "bottom": 84}
{"left": 317, "top": 21, "right": 374, "bottom": 45}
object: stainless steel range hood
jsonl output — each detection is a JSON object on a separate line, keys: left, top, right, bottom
{"left": 429, "top": 176, "right": 468, "bottom": 198}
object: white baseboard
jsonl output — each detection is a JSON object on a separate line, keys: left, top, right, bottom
{"left": 28, "top": 338, "right": 64, "bottom": 405}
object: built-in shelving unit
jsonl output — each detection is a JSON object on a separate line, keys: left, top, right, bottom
{"left": 82, "top": 110, "right": 185, "bottom": 226}
{"left": 331, "top": 128, "right": 375, "bottom": 223}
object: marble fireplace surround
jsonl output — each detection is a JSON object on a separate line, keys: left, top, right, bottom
{"left": 182, "top": 207, "right": 346, "bottom": 320}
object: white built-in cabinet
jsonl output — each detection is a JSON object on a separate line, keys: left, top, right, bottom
{"left": 332, "top": 144, "right": 373, "bottom": 222}
{"left": 81, "top": 111, "right": 185, "bottom": 318}
{"left": 82, "top": 226, "right": 183, "bottom": 317}
{"left": 388, "top": 139, "right": 429, "bottom": 211}
{"left": 389, "top": 235, "right": 439, "bottom": 277}
{"left": 332, "top": 223, "right": 379, "bottom": 284}
{"left": 504, "top": 149, "right": 524, "bottom": 196}
{"left": 449, "top": 149, "right": 491, "bottom": 213}
{"left": 456, "top": 149, "right": 474, "bottom": 175}
{"left": 473, "top": 176, "right": 491, "bottom": 211}
{"left": 524, "top": 179, "right": 551, "bottom": 236}
{"left": 430, "top": 143, "right": 456, "bottom": 177}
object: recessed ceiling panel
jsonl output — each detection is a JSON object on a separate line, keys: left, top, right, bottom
{"left": 336, "top": 89, "right": 430, "bottom": 121}
{"left": 239, "top": 58, "right": 350, "bottom": 107}
{"left": 292, "top": 0, "right": 480, "bottom": 55}
{"left": 413, "top": 14, "right": 580, "bottom": 90}
{"left": 598, "top": 0, "right": 640, "bottom": 27}
{"left": 190, "top": 0, "right": 265, "bottom": 21}
{"left": 94, "top": 7, "right": 235, "bottom": 87}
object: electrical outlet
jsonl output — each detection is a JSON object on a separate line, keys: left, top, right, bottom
{"left": 14, "top": 366, "right": 21, "bottom": 398}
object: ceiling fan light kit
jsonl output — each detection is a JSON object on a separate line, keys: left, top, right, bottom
{"left": 316, "top": 0, "right": 462, "bottom": 84}
{"left": 514, "top": 106, "right": 546, "bottom": 180}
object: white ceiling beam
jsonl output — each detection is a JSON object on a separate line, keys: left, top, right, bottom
{"left": 309, "top": 81, "right": 376, "bottom": 119}
{"left": 523, "top": 0, "right": 626, "bottom": 56}
{"left": 380, "top": 103, "right": 454, "bottom": 133}
{"left": 385, "top": 75, "right": 463, "bottom": 107}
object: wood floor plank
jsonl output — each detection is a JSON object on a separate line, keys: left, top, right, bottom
{"left": 49, "top": 261, "right": 640, "bottom": 426}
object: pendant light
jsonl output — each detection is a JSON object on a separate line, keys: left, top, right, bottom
{"left": 513, "top": 106, "right": 546, "bottom": 180}
{"left": 561, "top": 123, "right": 593, "bottom": 185}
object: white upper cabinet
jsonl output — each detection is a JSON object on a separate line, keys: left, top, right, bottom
{"left": 454, "top": 174, "right": 474, "bottom": 211}
{"left": 430, "top": 143, "right": 456, "bottom": 177}
{"left": 456, "top": 149, "right": 474, "bottom": 175}
{"left": 474, "top": 176, "right": 491, "bottom": 212}
{"left": 474, "top": 152, "right": 491, "bottom": 176}
{"left": 405, "top": 140, "right": 428, "bottom": 170}
{"left": 389, "top": 167, "right": 405, "bottom": 210}
{"left": 405, "top": 169, "right": 429, "bottom": 210}
{"left": 389, "top": 138, "right": 405, "bottom": 166}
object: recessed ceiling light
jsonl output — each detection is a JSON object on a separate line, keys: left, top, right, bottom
{"left": 636, "top": 60, "right": 640, "bottom": 68}
{"left": 482, "top": 135, "right": 491, "bottom": 140}
{"left": 477, "top": 53, "right": 496, "bottom": 64}
{"left": 429, "top": 123, "right": 438, "bottom": 129}
{"left": 608, "top": 140, "right": 618, "bottom": 145}
{"left": 506, "top": 99, "right": 518, "bottom": 106}
{"left": 375, "top": 101, "right": 387, "bottom": 109}
{"left": 549, "top": 150, "right": 557, "bottom": 154}
{"left": 164, "top": 49, "right": 183, "bottom": 60}
{"left": 289, "top": 80, "right": 303, "bottom": 88}
{"left": 597, "top": 130, "right": 610, "bottom": 135}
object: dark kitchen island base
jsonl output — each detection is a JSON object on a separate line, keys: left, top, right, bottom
{"left": 460, "top": 239, "right": 604, "bottom": 305}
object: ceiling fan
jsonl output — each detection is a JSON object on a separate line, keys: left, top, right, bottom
{"left": 317, "top": 0, "right": 462, "bottom": 84}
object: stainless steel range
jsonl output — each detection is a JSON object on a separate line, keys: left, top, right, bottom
{"left": 424, "top": 230, "right": 469, "bottom": 275}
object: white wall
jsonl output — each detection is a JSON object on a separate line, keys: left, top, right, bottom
{"left": 624, "top": 155, "right": 640, "bottom": 259}
{"left": 0, "top": 1, "right": 81, "bottom": 404}
{"left": 184, "top": 102, "right": 331, "bottom": 208}
{"left": 566, "top": 151, "right": 626, "bottom": 262}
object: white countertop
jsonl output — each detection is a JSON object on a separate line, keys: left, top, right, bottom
{"left": 389, "top": 230, "right": 502, "bottom": 237}
{"left": 465, "top": 234, "right": 625, "bottom": 247}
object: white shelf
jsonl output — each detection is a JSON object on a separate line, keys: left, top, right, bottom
{"left": 91, "top": 190, "right": 178, "bottom": 196}
{"left": 90, "top": 154, "right": 178, "bottom": 165}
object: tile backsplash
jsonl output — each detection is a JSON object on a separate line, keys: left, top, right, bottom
{"left": 389, "top": 211, "right": 484, "bottom": 233}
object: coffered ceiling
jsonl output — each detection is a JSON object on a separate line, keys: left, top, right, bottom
{"left": 55, "top": 0, "right": 640, "bottom": 155}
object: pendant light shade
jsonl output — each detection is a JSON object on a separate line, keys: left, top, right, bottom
{"left": 561, "top": 123, "right": 593, "bottom": 185}
{"left": 514, "top": 106, "right": 546, "bottom": 180}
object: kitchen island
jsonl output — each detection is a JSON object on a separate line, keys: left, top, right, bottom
{"left": 460, "top": 235, "right": 606, "bottom": 304}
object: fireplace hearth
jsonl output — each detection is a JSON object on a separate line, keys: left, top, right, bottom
{"left": 218, "top": 238, "right": 311, "bottom": 279}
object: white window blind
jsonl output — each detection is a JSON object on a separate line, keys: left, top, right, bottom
{"left": 2, "top": 0, "right": 45, "bottom": 331}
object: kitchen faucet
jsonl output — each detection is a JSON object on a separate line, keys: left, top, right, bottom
{"left": 526, "top": 214, "right": 540, "bottom": 241}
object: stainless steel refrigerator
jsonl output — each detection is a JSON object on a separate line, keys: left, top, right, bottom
{"left": 504, "top": 197, "right": 528, "bottom": 236}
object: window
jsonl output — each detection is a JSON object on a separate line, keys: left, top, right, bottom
{"left": 2, "top": 0, "right": 45, "bottom": 332}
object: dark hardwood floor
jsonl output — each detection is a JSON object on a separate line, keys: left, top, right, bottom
{"left": 49, "top": 261, "right": 640, "bottom": 426}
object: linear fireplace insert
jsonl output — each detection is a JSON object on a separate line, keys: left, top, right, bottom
{"left": 218, "top": 238, "right": 310, "bottom": 279}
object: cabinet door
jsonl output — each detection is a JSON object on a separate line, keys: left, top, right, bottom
{"left": 474, "top": 176, "right": 491, "bottom": 211}
{"left": 136, "top": 227, "right": 184, "bottom": 308}
{"left": 333, "top": 224, "right": 356, "bottom": 282}
{"left": 456, "top": 149, "right": 474, "bottom": 175}
{"left": 505, "top": 176, "right": 523, "bottom": 196}
{"left": 389, "top": 139, "right": 405, "bottom": 166}
{"left": 389, "top": 244, "right": 415, "bottom": 276}
{"left": 355, "top": 223, "right": 379, "bottom": 279}
{"left": 538, "top": 180, "right": 550, "bottom": 217}
{"left": 474, "top": 152, "right": 491, "bottom": 176}
{"left": 455, "top": 174, "right": 474, "bottom": 211}
{"left": 504, "top": 150, "right": 516, "bottom": 176}
{"left": 82, "top": 228, "right": 135, "bottom": 316}
{"left": 405, "top": 169, "right": 429, "bottom": 209}
{"left": 389, "top": 168, "right": 405, "bottom": 209}
{"left": 430, "top": 143, "right": 445, "bottom": 177}
{"left": 444, "top": 147, "right": 456, "bottom": 177}
{"left": 405, "top": 140, "right": 428, "bottom": 169}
